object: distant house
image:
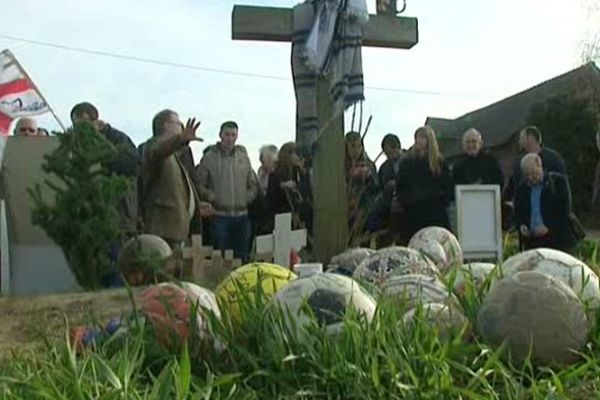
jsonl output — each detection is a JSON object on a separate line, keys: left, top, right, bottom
{"left": 425, "top": 62, "right": 600, "bottom": 182}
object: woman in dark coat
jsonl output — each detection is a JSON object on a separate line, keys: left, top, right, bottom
{"left": 266, "top": 142, "right": 312, "bottom": 232}
{"left": 396, "top": 126, "right": 453, "bottom": 239}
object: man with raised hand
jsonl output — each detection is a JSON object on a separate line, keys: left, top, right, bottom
{"left": 140, "top": 110, "right": 212, "bottom": 249}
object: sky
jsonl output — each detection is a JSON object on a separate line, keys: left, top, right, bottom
{"left": 0, "top": 0, "right": 594, "bottom": 166}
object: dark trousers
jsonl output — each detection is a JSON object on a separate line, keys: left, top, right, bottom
{"left": 213, "top": 215, "right": 251, "bottom": 263}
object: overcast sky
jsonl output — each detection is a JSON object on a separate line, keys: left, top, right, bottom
{"left": 0, "top": 0, "right": 594, "bottom": 166}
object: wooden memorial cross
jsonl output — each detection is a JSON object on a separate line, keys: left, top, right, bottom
{"left": 256, "top": 213, "right": 307, "bottom": 267}
{"left": 232, "top": 5, "right": 418, "bottom": 262}
{"left": 182, "top": 235, "right": 242, "bottom": 284}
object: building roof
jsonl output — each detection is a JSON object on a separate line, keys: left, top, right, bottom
{"left": 426, "top": 62, "right": 600, "bottom": 157}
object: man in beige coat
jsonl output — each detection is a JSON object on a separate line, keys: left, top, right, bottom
{"left": 196, "top": 121, "right": 258, "bottom": 262}
{"left": 140, "top": 109, "right": 212, "bottom": 248}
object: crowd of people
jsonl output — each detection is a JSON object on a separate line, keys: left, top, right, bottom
{"left": 13, "top": 103, "right": 588, "bottom": 269}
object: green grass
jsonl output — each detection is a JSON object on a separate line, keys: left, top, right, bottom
{"left": 2, "top": 237, "right": 600, "bottom": 399}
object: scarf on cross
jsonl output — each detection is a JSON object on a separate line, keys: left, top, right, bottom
{"left": 292, "top": 0, "right": 368, "bottom": 151}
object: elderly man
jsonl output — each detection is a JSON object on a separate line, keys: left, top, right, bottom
{"left": 140, "top": 110, "right": 212, "bottom": 249}
{"left": 505, "top": 125, "right": 566, "bottom": 201}
{"left": 452, "top": 128, "right": 503, "bottom": 188}
{"left": 13, "top": 117, "right": 38, "bottom": 136}
{"left": 514, "top": 153, "right": 578, "bottom": 252}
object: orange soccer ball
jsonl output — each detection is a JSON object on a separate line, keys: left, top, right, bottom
{"left": 138, "top": 282, "right": 221, "bottom": 349}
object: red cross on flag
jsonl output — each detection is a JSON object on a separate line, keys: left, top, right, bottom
{"left": 0, "top": 49, "right": 50, "bottom": 135}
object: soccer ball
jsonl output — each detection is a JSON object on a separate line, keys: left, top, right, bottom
{"left": 138, "top": 282, "right": 220, "bottom": 349}
{"left": 215, "top": 263, "right": 297, "bottom": 321}
{"left": 327, "top": 248, "right": 376, "bottom": 277}
{"left": 381, "top": 274, "right": 454, "bottom": 310}
{"left": 451, "top": 262, "right": 498, "bottom": 297}
{"left": 408, "top": 227, "right": 463, "bottom": 273}
{"left": 117, "top": 234, "right": 173, "bottom": 285}
{"left": 353, "top": 246, "right": 439, "bottom": 287}
{"left": 269, "top": 272, "right": 376, "bottom": 335}
{"left": 500, "top": 248, "right": 600, "bottom": 310}
{"left": 402, "top": 302, "right": 468, "bottom": 340}
{"left": 478, "top": 270, "right": 589, "bottom": 365}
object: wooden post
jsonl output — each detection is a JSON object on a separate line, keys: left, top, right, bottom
{"left": 313, "top": 78, "right": 347, "bottom": 262}
{"left": 231, "top": 5, "right": 418, "bottom": 262}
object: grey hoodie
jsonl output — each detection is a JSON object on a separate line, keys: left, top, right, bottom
{"left": 196, "top": 143, "right": 258, "bottom": 216}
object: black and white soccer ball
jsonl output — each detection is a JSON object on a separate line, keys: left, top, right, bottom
{"left": 269, "top": 273, "right": 377, "bottom": 335}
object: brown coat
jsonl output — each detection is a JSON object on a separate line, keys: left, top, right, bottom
{"left": 141, "top": 133, "right": 198, "bottom": 242}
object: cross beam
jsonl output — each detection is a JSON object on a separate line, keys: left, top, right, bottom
{"left": 232, "top": 4, "right": 418, "bottom": 263}
{"left": 232, "top": 5, "right": 419, "bottom": 49}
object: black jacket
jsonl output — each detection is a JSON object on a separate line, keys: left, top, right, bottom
{"left": 396, "top": 155, "right": 452, "bottom": 235}
{"left": 101, "top": 124, "right": 138, "bottom": 177}
{"left": 452, "top": 151, "right": 504, "bottom": 189}
{"left": 378, "top": 157, "right": 402, "bottom": 189}
{"left": 101, "top": 124, "right": 139, "bottom": 233}
{"left": 514, "top": 172, "right": 577, "bottom": 251}
{"left": 505, "top": 147, "right": 566, "bottom": 200}
{"left": 266, "top": 167, "right": 312, "bottom": 231}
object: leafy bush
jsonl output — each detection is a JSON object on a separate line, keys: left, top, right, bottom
{"left": 28, "top": 122, "right": 131, "bottom": 289}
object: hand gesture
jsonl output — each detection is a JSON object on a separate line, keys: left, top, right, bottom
{"left": 181, "top": 118, "right": 202, "bottom": 143}
{"left": 198, "top": 201, "right": 213, "bottom": 218}
{"left": 281, "top": 180, "right": 297, "bottom": 190}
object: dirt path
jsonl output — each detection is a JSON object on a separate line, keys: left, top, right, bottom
{"left": 0, "top": 288, "right": 136, "bottom": 360}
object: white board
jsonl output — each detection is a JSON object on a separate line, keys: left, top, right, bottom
{"left": 456, "top": 185, "right": 503, "bottom": 262}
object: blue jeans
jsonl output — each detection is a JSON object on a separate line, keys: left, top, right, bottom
{"left": 212, "top": 215, "right": 251, "bottom": 263}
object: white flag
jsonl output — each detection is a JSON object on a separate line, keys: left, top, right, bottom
{"left": 0, "top": 49, "right": 49, "bottom": 135}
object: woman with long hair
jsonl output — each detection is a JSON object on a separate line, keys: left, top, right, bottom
{"left": 266, "top": 142, "right": 312, "bottom": 232}
{"left": 396, "top": 126, "right": 452, "bottom": 239}
{"left": 345, "top": 131, "right": 380, "bottom": 245}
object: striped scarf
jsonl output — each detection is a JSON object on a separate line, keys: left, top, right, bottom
{"left": 292, "top": 0, "right": 368, "bottom": 152}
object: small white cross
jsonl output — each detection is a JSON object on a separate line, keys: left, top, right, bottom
{"left": 256, "top": 213, "right": 307, "bottom": 267}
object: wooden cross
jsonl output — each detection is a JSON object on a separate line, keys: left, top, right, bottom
{"left": 256, "top": 213, "right": 307, "bottom": 267}
{"left": 232, "top": 4, "right": 418, "bottom": 262}
{"left": 181, "top": 235, "right": 242, "bottom": 284}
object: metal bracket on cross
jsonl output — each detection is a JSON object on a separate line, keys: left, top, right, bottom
{"left": 255, "top": 213, "right": 307, "bottom": 267}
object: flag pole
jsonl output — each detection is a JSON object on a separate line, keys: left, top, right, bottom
{"left": 4, "top": 50, "right": 67, "bottom": 132}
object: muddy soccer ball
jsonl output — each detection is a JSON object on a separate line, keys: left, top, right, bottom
{"left": 117, "top": 234, "right": 173, "bottom": 285}
{"left": 477, "top": 270, "right": 589, "bottom": 365}
{"left": 408, "top": 226, "right": 463, "bottom": 273}
{"left": 500, "top": 248, "right": 600, "bottom": 310}
{"left": 451, "top": 262, "right": 497, "bottom": 297}
{"left": 327, "top": 248, "right": 376, "bottom": 277}
{"left": 215, "top": 263, "right": 297, "bottom": 321}
{"left": 138, "top": 282, "right": 220, "bottom": 348}
{"left": 381, "top": 273, "right": 454, "bottom": 310}
{"left": 353, "top": 246, "right": 439, "bottom": 287}
{"left": 402, "top": 302, "right": 468, "bottom": 340}
{"left": 270, "top": 272, "right": 376, "bottom": 335}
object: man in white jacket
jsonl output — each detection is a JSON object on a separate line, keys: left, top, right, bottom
{"left": 196, "top": 121, "right": 258, "bottom": 262}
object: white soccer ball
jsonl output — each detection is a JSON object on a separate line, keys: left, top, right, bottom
{"left": 478, "top": 270, "right": 589, "bottom": 365}
{"left": 269, "top": 273, "right": 377, "bottom": 335}
{"left": 353, "top": 246, "right": 439, "bottom": 287}
{"left": 381, "top": 274, "right": 454, "bottom": 310}
{"left": 402, "top": 302, "right": 468, "bottom": 340}
{"left": 408, "top": 226, "right": 463, "bottom": 273}
{"left": 500, "top": 248, "right": 600, "bottom": 310}
{"left": 451, "top": 262, "right": 498, "bottom": 297}
{"left": 327, "top": 248, "right": 376, "bottom": 277}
